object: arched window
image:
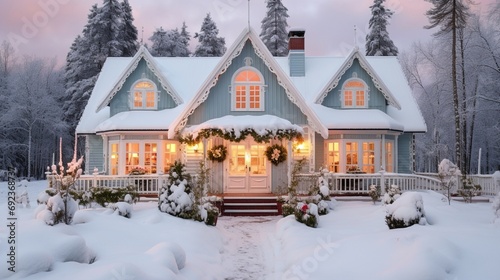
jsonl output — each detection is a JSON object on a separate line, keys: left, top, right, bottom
{"left": 130, "top": 80, "right": 157, "bottom": 109}
{"left": 342, "top": 78, "right": 367, "bottom": 108}
{"left": 232, "top": 67, "right": 265, "bottom": 111}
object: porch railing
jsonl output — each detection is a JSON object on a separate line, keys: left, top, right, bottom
{"left": 296, "top": 173, "right": 443, "bottom": 195}
{"left": 47, "top": 174, "right": 168, "bottom": 196}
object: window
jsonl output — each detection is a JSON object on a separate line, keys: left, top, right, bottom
{"left": 232, "top": 68, "right": 264, "bottom": 111}
{"left": 327, "top": 142, "right": 340, "bottom": 173}
{"left": 345, "top": 142, "right": 359, "bottom": 171}
{"left": 385, "top": 142, "right": 393, "bottom": 172}
{"left": 110, "top": 143, "right": 119, "bottom": 175}
{"left": 164, "top": 143, "right": 177, "bottom": 173}
{"left": 144, "top": 143, "right": 157, "bottom": 174}
{"left": 131, "top": 80, "right": 157, "bottom": 109}
{"left": 125, "top": 143, "right": 140, "bottom": 174}
{"left": 342, "top": 78, "right": 367, "bottom": 108}
{"left": 362, "top": 142, "right": 375, "bottom": 173}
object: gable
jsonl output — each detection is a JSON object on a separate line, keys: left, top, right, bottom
{"left": 110, "top": 58, "right": 177, "bottom": 116}
{"left": 320, "top": 58, "right": 387, "bottom": 112}
{"left": 186, "top": 40, "right": 308, "bottom": 126}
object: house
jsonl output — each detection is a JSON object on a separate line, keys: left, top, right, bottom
{"left": 76, "top": 27, "right": 426, "bottom": 195}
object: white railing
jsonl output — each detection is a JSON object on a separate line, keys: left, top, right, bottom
{"left": 296, "top": 172, "right": 444, "bottom": 195}
{"left": 47, "top": 174, "right": 168, "bottom": 196}
{"left": 468, "top": 174, "right": 500, "bottom": 196}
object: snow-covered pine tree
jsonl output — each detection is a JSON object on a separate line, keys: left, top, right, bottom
{"left": 365, "top": 0, "right": 399, "bottom": 56}
{"left": 120, "top": 0, "right": 139, "bottom": 56}
{"left": 194, "top": 13, "right": 226, "bottom": 57}
{"left": 149, "top": 27, "right": 169, "bottom": 56}
{"left": 260, "top": 0, "right": 289, "bottom": 57}
{"left": 63, "top": 0, "right": 139, "bottom": 131}
{"left": 179, "top": 22, "right": 191, "bottom": 57}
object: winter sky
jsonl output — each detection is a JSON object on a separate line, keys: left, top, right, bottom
{"left": 0, "top": 0, "right": 496, "bottom": 67}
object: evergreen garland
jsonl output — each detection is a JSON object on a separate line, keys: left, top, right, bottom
{"left": 178, "top": 128, "right": 303, "bottom": 145}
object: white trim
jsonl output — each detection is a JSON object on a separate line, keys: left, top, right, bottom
{"left": 96, "top": 46, "right": 183, "bottom": 113}
{"left": 168, "top": 27, "right": 327, "bottom": 139}
{"left": 314, "top": 48, "right": 401, "bottom": 110}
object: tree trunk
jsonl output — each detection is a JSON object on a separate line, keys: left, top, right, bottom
{"left": 459, "top": 29, "right": 468, "bottom": 174}
{"left": 451, "top": 0, "right": 462, "bottom": 174}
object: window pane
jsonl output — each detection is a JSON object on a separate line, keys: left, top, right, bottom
{"left": 110, "top": 143, "right": 119, "bottom": 175}
{"left": 236, "top": 86, "right": 246, "bottom": 109}
{"left": 236, "top": 70, "right": 260, "bottom": 82}
{"left": 327, "top": 142, "right": 340, "bottom": 173}
{"left": 346, "top": 80, "right": 364, "bottom": 88}
{"left": 134, "top": 92, "right": 143, "bottom": 107}
{"left": 125, "top": 143, "right": 140, "bottom": 174}
{"left": 135, "top": 81, "right": 154, "bottom": 89}
{"left": 144, "top": 143, "right": 157, "bottom": 174}
{"left": 146, "top": 91, "right": 155, "bottom": 108}
{"left": 362, "top": 142, "right": 375, "bottom": 173}
{"left": 356, "top": 90, "right": 365, "bottom": 106}
{"left": 344, "top": 91, "right": 353, "bottom": 107}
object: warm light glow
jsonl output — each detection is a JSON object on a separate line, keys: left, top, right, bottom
{"left": 132, "top": 153, "right": 139, "bottom": 158}
{"left": 152, "top": 146, "right": 157, "bottom": 153}
{"left": 193, "top": 144, "right": 199, "bottom": 153}
{"left": 111, "top": 154, "right": 116, "bottom": 159}
{"left": 245, "top": 152, "right": 250, "bottom": 164}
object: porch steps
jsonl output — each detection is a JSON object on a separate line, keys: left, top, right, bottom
{"left": 222, "top": 197, "right": 280, "bottom": 216}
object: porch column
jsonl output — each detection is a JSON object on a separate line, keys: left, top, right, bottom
{"left": 202, "top": 138, "right": 208, "bottom": 166}
{"left": 287, "top": 140, "right": 293, "bottom": 187}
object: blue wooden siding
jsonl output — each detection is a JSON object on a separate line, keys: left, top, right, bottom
{"left": 397, "top": 133, "right": 413, "bottom": 174}
{"left": 110, "top": 59, "right": 176, "bottom": 116}
{"left": 187, "top": 41, "right": 308, "bottom": 125}
{"left": 87, "top": 135, "right": 104, "bottom": 173}
{"left": 321, "top": 59, "right": 387, "bottom": 112}
{"left": 315, "top": 133, "right": 325, "bottom": 169}
{"left": 289, "top": 51, "right": 305, "bottom": 77}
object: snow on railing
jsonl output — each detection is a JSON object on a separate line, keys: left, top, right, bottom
{"left": 47, "top": 174, "right": 168, "bottom": 196}
{"left": 296, "top": 172, "right": 443, "bottom": 195}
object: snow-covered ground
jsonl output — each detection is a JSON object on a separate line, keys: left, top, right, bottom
{"left": 1, "top": 180, "right": 499, "bottom": 280}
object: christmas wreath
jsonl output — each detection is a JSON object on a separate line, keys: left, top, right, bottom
{"left": 208, "top": 145, "right": 227, "bottom": 162}
{"left": 265, "top": 144, "right": 287, "bottom": 166}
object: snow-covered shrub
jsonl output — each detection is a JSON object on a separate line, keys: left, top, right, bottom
{"left": 458, "top": 178, "right": 481, "bottom": 203}
{"left": 111, "top": 202, "right": 133, "bottom": 218}
{"left": 37, "top": 153, "right": 83, "bottom": 225}
{"left": 158, "top": 161, "right": 196, "bottom": 219}
{"left": 295, "top": 202, "right": 318, "bottom": 228}
{"left": 91, "top": 185, "right": 137, "bottom": 207}
{"left": 385, "top": 192, "right": 426, "bottom": 229}
{"left": 200, "top": 201, "right": 219, "bottom": 226}
{"left": 368, "top": 185, "right": 381, "bottom": 204}
{"left": 15, "top": 180, "right": 31, "bottom": 208}
{"left": 438, "top": 159, "right": 461, "bottom": 204}
{"left": 493, "top": 192, "right": 500, "bottom": 219}
{"left": 42, "top": 192, "right": 78, "bottom": 225}
{"left": 383, "top": 185, "right": 401, "bottom": 205}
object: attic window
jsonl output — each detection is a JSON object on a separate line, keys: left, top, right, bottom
{"left": 342, "top": 78, "right": 368, "bottom": 108}
{"left": 131, "top": 79, "right": 157, "bottom": 110}
{"left": 231, "top": 67, "right": 265, "bottom": 111}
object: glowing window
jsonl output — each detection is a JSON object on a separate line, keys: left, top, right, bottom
{"left": 232, "top": 68, "right": 264, "bottom": 111}
{"left": 131, "top": 80, "right": 157, "bottom": 109}
{"left": 342, "top": 79, "right": 367, "bottom": 108}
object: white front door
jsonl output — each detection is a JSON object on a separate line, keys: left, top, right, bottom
{"left": 226, "top": 140, "right": 270, "bottom": 193}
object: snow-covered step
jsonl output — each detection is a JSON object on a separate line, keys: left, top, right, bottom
{"left": 222, "top": 196, "right": 280, "bottom": 216}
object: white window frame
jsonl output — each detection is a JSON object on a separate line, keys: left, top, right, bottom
{"left": 341, "top": 78, "right": 368, "bottom": 109}
{"left": 326, "top": 139, "right": 382, "bottom": 174}
{"left": 231, "top": 66, "right": 265, "bottom": 111}
{"left": 130, "top": 79, "right": 158, "bottom": 110}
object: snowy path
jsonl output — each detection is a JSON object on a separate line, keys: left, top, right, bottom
{"left": 218, "top": 216, "right": 281, "bottom": 280}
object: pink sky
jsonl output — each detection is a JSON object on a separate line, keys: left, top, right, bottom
{"left": 0, "top": 0, "right": 495, "bottom": 67}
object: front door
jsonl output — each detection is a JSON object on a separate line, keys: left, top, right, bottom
{"left": 226, "top": 140, "right": 270, "bottom": 193}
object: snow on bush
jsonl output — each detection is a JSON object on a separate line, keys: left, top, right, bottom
{"left": 386, "top": 192, "right": 427, "bottom": 229}
{"left": 159, "top": 161, "right": 196, "bottom": 219}
{"left": 16, "top": 180, "right": 31, "bottom": 208}
{"left": 438, "top": 159, "right": 461, "bottom": 203}
{"left": 38, "top": 192, "right": 78, "bottom": 226}
{"left": 383, "top": 185, "right": 401, "bottom": 205}
{"left": 111, "top": 202, "right": 133, "bottom": 218}
{"left": 295, "top": 202, "right": 318, "bottom": 228}
{"left": 493, "top": 192, "right": 500, "bottom": 219}
{"left": 368, "top": 184, "right": 381, "bottom": 204}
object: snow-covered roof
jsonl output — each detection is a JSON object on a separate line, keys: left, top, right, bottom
{"left": 182, "top": 115, "right": 304, "bottom": 139}
{"left": 76, "top": 28, "right": 426, "bottom": 136}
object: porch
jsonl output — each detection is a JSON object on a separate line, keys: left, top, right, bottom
{"left": 47, "top": 172, "right": 500, "bottom": 198}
